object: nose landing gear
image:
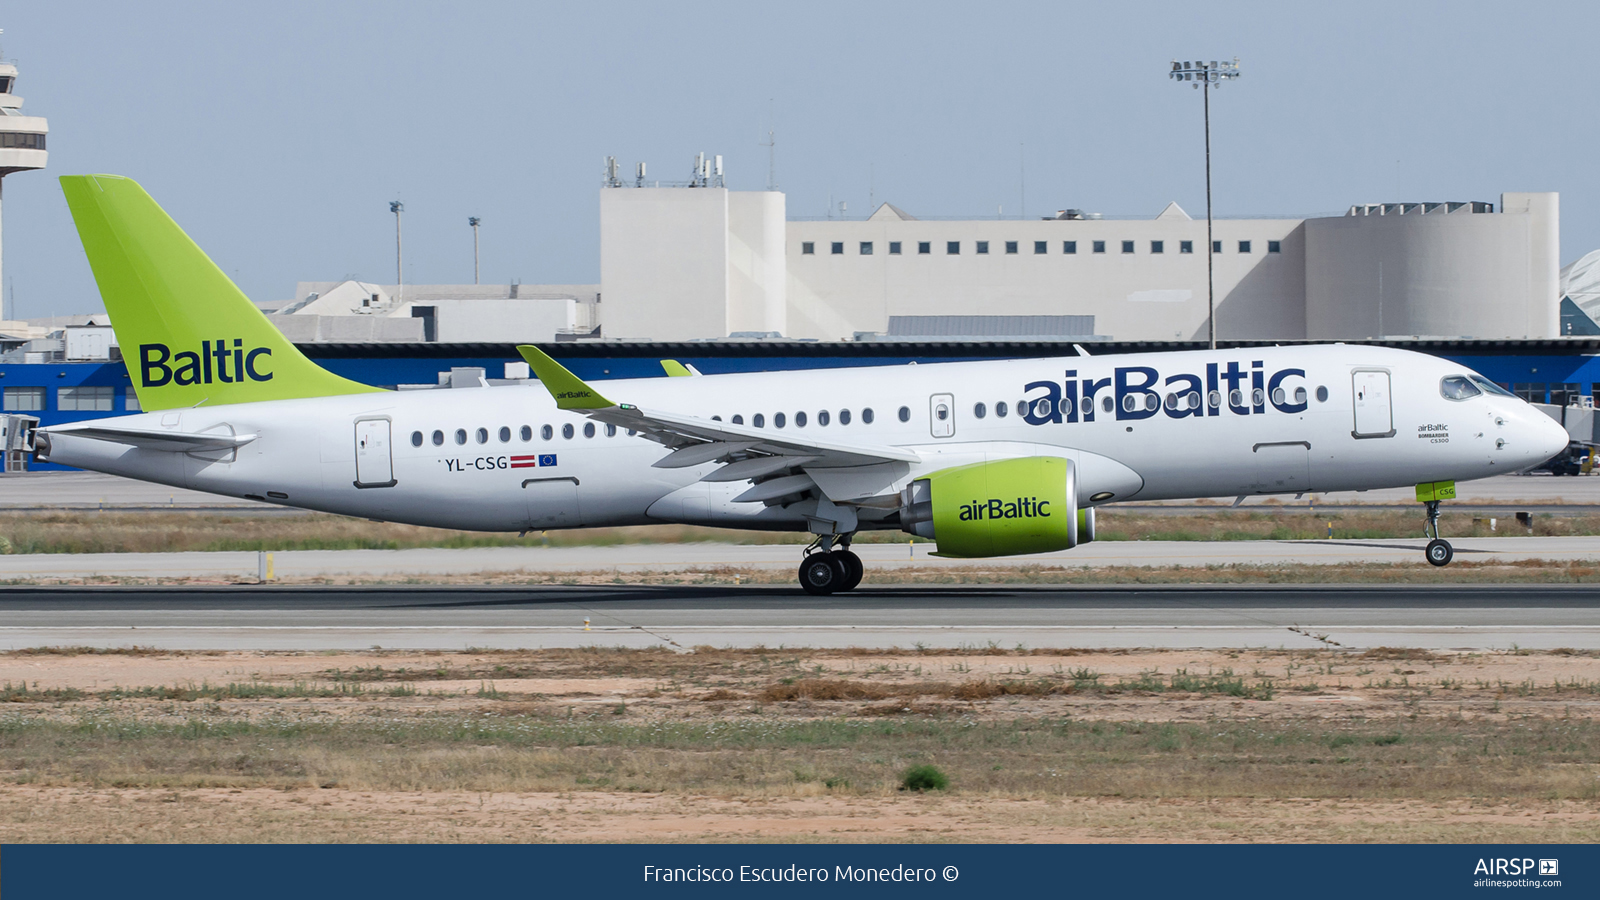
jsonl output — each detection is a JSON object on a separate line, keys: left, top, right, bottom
{"left": 797, "top": 535, "right": 865, "bottom": 595}
{"left": 1423, "top": 499, "right": 1453, "bottom": 567}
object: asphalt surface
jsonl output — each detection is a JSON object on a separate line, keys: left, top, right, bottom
{"left": 0, "top": 583, "right": 1594, "bottom": 651}
{"left": 5, "top": 536, "right": 1600, "bottom": 581}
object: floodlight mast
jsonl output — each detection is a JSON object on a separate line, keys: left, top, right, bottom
{"left": 1169, "top": 57, "right": 1240, "bottom": 350}
{"left": 468, "top": 217, "right": 481, "bottom": 284}
{"left": 389, "top": 200, "right": 404, "bottom": 302}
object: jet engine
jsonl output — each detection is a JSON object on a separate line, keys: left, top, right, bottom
{"left": 899, "top": 457, "right": 1082, "bottom": 558}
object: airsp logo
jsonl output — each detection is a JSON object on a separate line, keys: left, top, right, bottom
{"left": 141, "top": 341, "right": 273, "bottom": 387}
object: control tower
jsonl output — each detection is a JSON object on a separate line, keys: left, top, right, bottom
{"left": 0, "top": 47, "right": 48, "bottom": 321}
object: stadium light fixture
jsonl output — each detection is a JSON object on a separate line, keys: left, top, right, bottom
{"left": 1169, "top": 58, "right": 1240, "bottom": 350}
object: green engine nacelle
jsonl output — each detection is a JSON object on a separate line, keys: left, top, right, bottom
{"left": 899, "top": 457, "right": 1089, "bottom": 558}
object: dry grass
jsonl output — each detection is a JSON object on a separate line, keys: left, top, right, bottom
{"left": 0, "top": 646, "right": 1594, "bottom": 841}
{"left": 0, "top": 508, "right": 1590, "bottom": 555}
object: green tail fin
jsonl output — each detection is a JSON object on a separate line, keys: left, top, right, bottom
{"left": 59, "top": 175, "right": 382, "bottom": 411}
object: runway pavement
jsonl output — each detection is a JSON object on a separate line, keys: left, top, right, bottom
{"left": 0, "top": 583, "right": 1594, "bottom": 652}
{"left": 3, "top": 535, "right": 1600, "bottom": 581}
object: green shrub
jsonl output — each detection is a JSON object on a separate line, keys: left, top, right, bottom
{"left": 900, "top": 764, "right": 949, "bottom": 792}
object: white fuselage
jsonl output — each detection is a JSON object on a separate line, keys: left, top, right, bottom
{"left": 40, "top": 346, "right": 1570, "bottom": 537}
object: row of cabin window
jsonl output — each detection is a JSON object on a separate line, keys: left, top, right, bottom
{"left": 803, "top": 239, "right": 1281, "bottom": 256}
{"left": 974, "top": 385, "right": 1322, "bottom": 420}
{"left": 707, "top": 406, "right": 923, "bottom": 428}
{"left": 410, "top": 422, "right": 621, "bottom": 447}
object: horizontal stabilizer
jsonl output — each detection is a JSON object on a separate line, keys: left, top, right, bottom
{"left": 44, "top": 425, "right": 256, "bottom": 452}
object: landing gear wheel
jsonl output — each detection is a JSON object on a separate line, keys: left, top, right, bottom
{"left": 1425, "top": 538, "right": 1453, "bottom": 567}
{"left": 799, "top": 552, "right": 846, "bottom": 595}
{"left": 833, "top": 549, "right": 864, "bottom": 592}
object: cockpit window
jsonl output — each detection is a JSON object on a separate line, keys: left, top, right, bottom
{"left": 1440, "top": 375, "right": 1482, "bottom": 401}
{"left": 1468, "top": 375, "right": 1515, "bottom": 398}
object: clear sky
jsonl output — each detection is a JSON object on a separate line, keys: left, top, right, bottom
{"left": 2, "top": 0, "right": 1595, "bottom": 318}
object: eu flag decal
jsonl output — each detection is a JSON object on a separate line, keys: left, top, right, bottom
{"left": 538, "top": 454, "right": 557, "bottom": 467}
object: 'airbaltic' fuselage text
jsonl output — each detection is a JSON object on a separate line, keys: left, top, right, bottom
{"left": 1016, "top": 361, "right": 1307, "bottom": 424}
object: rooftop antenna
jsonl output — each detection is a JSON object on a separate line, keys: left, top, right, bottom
{"left": 761, "top": 100, "right": 777, "bottom": 191}
{"left": 468, "top": 217, "right": 481, "bottom": 284}
{"left": 1019, "top": 142, "right": 1025, "bottom": 220}
{"left": 603, "top": 155, "right": 622, "bottom": 187}
{"left": 635, "top": 161, "right": 646, "bottom": 187}
{"left": 713, "top": 154, "right": 724, "bottom": 188}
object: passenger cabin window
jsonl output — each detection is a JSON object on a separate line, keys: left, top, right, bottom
{"left": 839, "top": 409, "right": 851, "bottom": 425}
{"left": 1440, "top": 375, "right": 1482, "bottom": 401}
{"left": 520, "top": 425, "right": 533, "bottom": 441}
{"left": 562, "top": 423, "right": 575, "bottom": 439}
{"left": 897, "top": 405, "right": 911, "bottom": 422}
{"left": 432, "top": 430, "right": 445, "bottom": 446}
{"left": 861, "top": 408, "right": 874, "bottom": 424}
{"left": 583, "top": 423, "right": 595, "bottom": 438}
{"left": 454, "top": 429, "right": 467, "bottom": 445}
{"left": 753, "top": 414, "right": 765, "bottom": 428}
{"left": 818, "top": 410, "right": 830, "bottom": 426}
{"left": 542, "top": 425, "right": 553, "bottom": 440}
{"left": 411, "top": 431, "right": 423, "bottom": 447}
{"left": 476, "top": 428, "right": 488, "bottom": 444}
{"left": 499, "top": 426, "right": 511, "bottom": 442}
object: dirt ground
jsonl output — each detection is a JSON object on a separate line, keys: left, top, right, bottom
{"left": 0, "top": 645, "right": 1595, "bottom": 843}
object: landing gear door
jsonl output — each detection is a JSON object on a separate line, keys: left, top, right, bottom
{"left": 354, "top": 418, "right": 396, "bottom": 488}
{"left": 1351, "top": 370, "right": 1395, "bottom": 439}
{"left": 930, "top": 393, "right": 955, "bottom": 438}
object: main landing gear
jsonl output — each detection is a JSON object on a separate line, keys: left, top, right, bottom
{"left": 798, "top": 535, "right": 864, "bottom": 596}
{"left": 1423, "top": 499, "right": 1453, "bottom": 567}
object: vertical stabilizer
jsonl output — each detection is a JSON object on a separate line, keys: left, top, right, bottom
{"left": 59, "top": 174, "right": 382, "bottom": 410}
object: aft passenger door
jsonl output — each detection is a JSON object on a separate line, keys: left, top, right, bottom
{"left": 930, "top": 393, "right": 955, "bottom": 438}
{"left": 1351, "top": 370, "right": 1395, "bottom": 439}
{"left": 353, "top": 418, "right": 396, "bottom": 488}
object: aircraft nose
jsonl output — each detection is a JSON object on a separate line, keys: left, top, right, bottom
{"left": 1529, "top": 406, "right": 1572, "bottom": 462}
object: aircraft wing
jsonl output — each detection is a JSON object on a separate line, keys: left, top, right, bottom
{"left": 43, "top": 425, "right": 257, "bottom": 453}
{"left": 517, "top": 345, "right": 918, "bottom": 503}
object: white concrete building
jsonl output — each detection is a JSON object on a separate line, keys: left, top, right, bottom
{"left": 267, "top": 281, "right": 596, "bottom": 343}
{"left": 597, "top": 179, "right": 1561, "bottom": 342}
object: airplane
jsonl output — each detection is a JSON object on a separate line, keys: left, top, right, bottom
{"left": 33, "top": 175, "right": 1571, "bottom": 593}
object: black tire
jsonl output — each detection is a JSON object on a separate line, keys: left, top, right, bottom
{"left": 1425, "top": 538, "right": 1453, "bottom": 567}
{"left": 799, "top": 552, "right": 844, "bottom": 595}
{"left": 834, "top": 549, "right": 864, "bottom": 592}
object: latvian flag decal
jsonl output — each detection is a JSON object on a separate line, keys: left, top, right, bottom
{"left": 510, "top": 454, "right": 540, "bottom": 469}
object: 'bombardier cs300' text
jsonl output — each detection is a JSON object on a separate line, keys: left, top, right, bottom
{"left": 34, "top": 175, "right": 1570, "bottom": 592}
